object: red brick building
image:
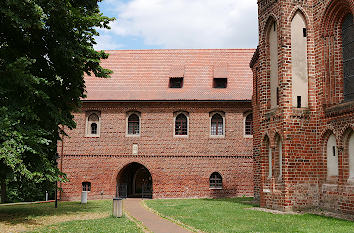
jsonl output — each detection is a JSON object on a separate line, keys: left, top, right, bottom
{"left": 251, "top": 0, "right": 354, "bottom": 214}
{"left": 59, "top": 49, "right": 255, "bottom": 201}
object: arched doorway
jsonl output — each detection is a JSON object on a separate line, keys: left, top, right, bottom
{"left": 116, "top": 162, "right": 153, "bottom": 198}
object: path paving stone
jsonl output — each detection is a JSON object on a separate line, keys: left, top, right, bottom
{"left": 123, "top": 198, "right": 192, "bottom": 233}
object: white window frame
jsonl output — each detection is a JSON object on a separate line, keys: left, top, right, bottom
{"left": 209, "top": 112, "right": 225, "bottom": 138}
{"left": 173, "top": 111, "right": 189, "bottom": 138}
{"left": 126, "top": 111, "right": 141, "bottom": 137}
{"left": 85, "top": 111, "right": 101, "bottom": 137}
{"left": 244, "top": 112, "right": 253, "bottom": 138}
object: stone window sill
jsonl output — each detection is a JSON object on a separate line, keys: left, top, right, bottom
{"left": 209, "top": 187, "right": 223, "bottom": 190}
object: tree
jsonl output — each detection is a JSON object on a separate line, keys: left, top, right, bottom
{"left": 0, "top": 0, "right": 114, "bottom": 203}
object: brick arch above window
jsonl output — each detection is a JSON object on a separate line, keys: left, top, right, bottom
{"left": 321, "top": 1, "right": 353, "bottom": 106}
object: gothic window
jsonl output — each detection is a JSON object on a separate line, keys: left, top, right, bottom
{"left": 342, "top": 13, "right": 354, "bottom": 102}
{"left": 268, "top": 144, "right": 272, "bottom": 178}
{"left": 175, "top": 113, "right": 188, "bottom": 136}
{"left": 82, "top": 182, "right": 91, "bottom": 192}
{"left": 128, "top": 113, "right": 140, "bottom": 135}
{"left": 245, "top": 113, "right": 253, "bottom": 136}
{"left": 326, "top": 134, "right": 338, "bottom": 179}
{"left": 268, "top": 20, "right": 279, "bottom": 108}
{"left": 348, "top": 131, "right": 354, "bottom": 180}
{"left": 86, "top": 112, "right": 100, "bottom": 137}
{"left": 211, "top": 113, "right": 224, "bottom": 136}
{"left": 277, "top": 138, "right": 282, "bottom": 178}
{"left": 209, "top": 172, "right": 223, "bottom": 189}
{"left": 291, "top": 11, "right": 308, "bottom": 107}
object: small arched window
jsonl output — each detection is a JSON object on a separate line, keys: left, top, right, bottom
{"left": 348, "top": 132, "right": 354, "bottom": 180}
{"left": 211, "top": 113, "right": 224, "bottom": 136}
{"left": 128, "top": 113, "right": 140, "bottom": 135}
{"left": 268, "top": 142, "right": 272, "bottom": 178}
{"left": 82, "top": 182, "right": 91, "bottom": 192}
{"left": 326, "top": 134, "right": 338, "bottom": 179}
{"left": 86, "top": 112, "right": 100, "bottom": 137}
{"left": 175, "top": 113, "right": 188, "bottom": 135}
{"left": 245, "top": 113, "right": 253, "bottom": 136}
{"left": 209, "top": 172, "right": 222, "bottom": 189}
{"left": 342, "top": 13, "right": 354, "bottom": 102}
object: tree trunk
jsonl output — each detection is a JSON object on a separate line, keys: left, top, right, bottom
{"left": 1, "top": 178, "right": 6, "bottom": 203}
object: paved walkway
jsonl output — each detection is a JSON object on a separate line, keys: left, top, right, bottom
{"left": 123, "top": 198, "right": 192, "bottom": 233}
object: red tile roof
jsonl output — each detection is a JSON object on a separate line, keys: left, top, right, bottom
{"left": 84, "top": 49, "right": 255, "bottom": 101}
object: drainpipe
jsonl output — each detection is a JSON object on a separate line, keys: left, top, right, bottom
{"left": 60, "top": 125, "right": 64, "bottom": 200}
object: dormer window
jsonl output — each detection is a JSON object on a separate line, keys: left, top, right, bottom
{"left": 213, "top": 78, "right": 227, "bottom": 88}
{"left": 169, "top": 77, "right": 184, "bottom": 88}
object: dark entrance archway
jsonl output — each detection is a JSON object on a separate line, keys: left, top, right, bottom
{"left": 116, "top": 162, "right": 153, "bottom": 198}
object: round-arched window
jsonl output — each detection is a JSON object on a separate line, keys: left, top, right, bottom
{"left": 209, "top": 172, "right": 222, "bottom": 189}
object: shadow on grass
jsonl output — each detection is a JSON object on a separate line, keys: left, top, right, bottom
{"left": 202, "top": 197, "right": 259, "bottom": 207}
{"left": 0, "top": 200, "right": 111, "bottom": 226}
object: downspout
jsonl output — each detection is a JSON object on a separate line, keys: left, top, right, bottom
{"left": 60, "top": 125, "right": 64, "bottom": 200}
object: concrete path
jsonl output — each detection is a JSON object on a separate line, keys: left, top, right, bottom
{"left": 123, "top": 198, "right": 192, "bottom": 233}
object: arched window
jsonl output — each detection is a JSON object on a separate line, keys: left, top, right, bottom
{"left": 342, "top": 13, "right": 354, "bottom": 102}
{"left": 326, "top": 134, "right": 338, "bottom": 179}
{"left": 268, "top": 143, "right": 272, "bottom": 178}
{"left": 86, "top": 112, "right": 100, "bottom": 137}
{"left": 348, "top": 132, "right": 354, "bottom": 180}
{"left": 267, "top": 20, "right": 279, "bottom": 108}
{"left": 82, "top": 182, "right": 91, "bottom": 192}
{"left": 211, "top": 113, "right": 224, "bottom": 136}
{"left": 277, "top": 138, "right": 282, "bottom": 178}
{"left": 128, "top": 113, "right": 140, "bottom": 135}
{"left": 291, "top": 11, "right": 308, "bottom": 108}
{"left": 175, "top": 113, "right": 188, "bottom": 135}
{"left": 245, "top": 113, "right": 253, "bottom": 136}
{"left": 209, "top": 172, "right": 222, "bottom": 189}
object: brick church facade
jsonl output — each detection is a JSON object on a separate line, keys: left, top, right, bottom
{"left": 59, "top": 49, "right": 255, "bottom": 201}
{"left": 251, "top": 0, "right": 354, "bottom": 214}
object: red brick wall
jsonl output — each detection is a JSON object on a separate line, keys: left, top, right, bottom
{"left": 59, "top": 101, "right": 254, "bottom": 200}
{"left": 253, "top": 0, "right": 354, "bottom": 214}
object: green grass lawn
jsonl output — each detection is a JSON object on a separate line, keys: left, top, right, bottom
{"left": 145, "top": 198, "right": 354, "bottom": 233}
{"left": 0, "top": 200, "right": 142, "bottom": 233}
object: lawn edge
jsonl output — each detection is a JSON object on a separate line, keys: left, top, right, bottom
{"left": 123, "top": 210, "right": 151, "bottom": 233}
{"left": 142, "top": 200, "right": 205, "bottom": 233}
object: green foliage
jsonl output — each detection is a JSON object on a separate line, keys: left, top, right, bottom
{"left": 0, "top": 0, "right": 114, "bottom": 202}
{"left": 146, "top": 198, "right": 354, "bottom": 233}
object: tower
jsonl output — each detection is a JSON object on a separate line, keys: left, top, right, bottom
{"left": 251, "top": 0, "right": 354, "bottom": 213}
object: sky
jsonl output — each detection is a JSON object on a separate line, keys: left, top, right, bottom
{"left": 94, "top": 0, "right": 259, "bottom": 50}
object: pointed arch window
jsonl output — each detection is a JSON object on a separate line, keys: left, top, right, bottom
{"left": 326, "top": 134, "right": 338, "bottom": 180}
{"left": 210, "top": 113, "right": 224, "bottom": 136}
{"left": 86, "top": 112, "right": 100, "bottom": 137}
{"left": 209, "top": 172, "right": 223, "bottom": 189}
{"left": 128, "top": 113, "right": 140, "bottom": 135}
{"left": 175, "top": 113, "right": 188, "bottom": 136}
{"left": 342, "top": 13, "right": 354, "bottom": 102}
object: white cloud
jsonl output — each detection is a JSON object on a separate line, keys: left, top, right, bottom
{"left": 93, "top": 31, "right": 124, "bottom": 50}
{"left": 105, "top": 0, "right": 258, "bottom": 49}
